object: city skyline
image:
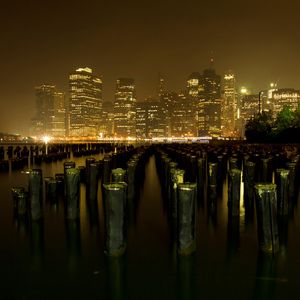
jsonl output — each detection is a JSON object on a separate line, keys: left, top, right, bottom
{"left": 1, "top": 0, "right": 300, "bottom": 134}
{"left": 26, "top": 65, "right": 300, "bottom": 141}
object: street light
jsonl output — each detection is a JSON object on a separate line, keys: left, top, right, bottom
{"left": 42, "top": 135, "right": 51, "bottom": 155}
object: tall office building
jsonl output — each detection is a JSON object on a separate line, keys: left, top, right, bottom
{"left": 30, "top": 84, "right": 66, "bottom": 138}
{"left": 147, "top": 100, "right": 165, "bottom": 138}
{"left": 69, "top": 67, "right": 102, "bottom": 137}
{"left": 136, "top": 99, "right": 166, "bottom": 139}
{"left": 239, "top": 93, "right": 259, "bottom": 137}
{"left": 168, "top": 91, "right": 195, "bottom": 137}
{"left": 160, "top": 91, "right": 177, "bottom": 138}
{"left": 202, "top": 65, "right": 221, "bottom": 100}
{"left": 222, "top": 72, "right": 237, "bottom": 137}
{"left": 158, "top": 73, "right": 165, "bottom": 98}
{"left": 99, "top": 101, "right": 114, "bottom": 138}
{"left": 197, "top": 63, "right": 222, "bottom": 137}
{"left": 136, "top": 101, "right": 148, "bottom": 139}
{"left": 187, "top": 72, "right": 203, "bottom": 99}
{"left": 114, "top": 78, "right": 136, "bottom": 138}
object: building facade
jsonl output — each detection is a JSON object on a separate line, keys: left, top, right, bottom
{"left": 222, "top": 72, "right": 237, "bottom": 137}
{"left": 69, "top": 67, "right": 102, "bottom": 137}
{"left": 99, "top": 101, "right": 114, "bottom": 138}
{"left": 197, "top": 66, "right": 222, "bottom": 137}
{"left": 31, "top": 84, "right": 66, "bottom": 138}
{"left": 114, "top": 78, "right": 136, "bottom": 138}
{"left": 136, "top": 100, "right": 165, "bottom": 139}
{"left": 272, "top": 88, "right": 300, "bottom": 116}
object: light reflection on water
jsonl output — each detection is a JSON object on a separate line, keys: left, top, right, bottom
{"left": 0, "top": 153, "right": 298, "bottom": 299}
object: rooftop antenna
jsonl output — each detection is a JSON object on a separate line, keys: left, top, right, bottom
{"left": 158, "top": 72, "right": 165, "bottom": 98}
{"left": 209, "top": 50, "right": 214, "bottom": 69}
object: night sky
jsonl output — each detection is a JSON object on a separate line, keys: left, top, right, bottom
{"left": 1, "top": 0, "right": 300, "bottom": 135}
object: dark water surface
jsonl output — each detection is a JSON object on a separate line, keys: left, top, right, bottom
{"left": 1, "top": 154, "right": 300, "bottom": 299}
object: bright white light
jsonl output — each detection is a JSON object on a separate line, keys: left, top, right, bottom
{"left": 42, "top": 135, "right": 51, "bottom": 144}
{"left": 240, "top": 87, "right": 248, "bottom": 94}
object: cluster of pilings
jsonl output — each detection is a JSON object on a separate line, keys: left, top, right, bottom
{"left": 0, "top": 143, "right": 135, "bottom": 171}
{"left": 11, "top": 145, "right": 150, "bottom": 256}
{"left": 154, "top": 142, "right": 300, "bottom": 256}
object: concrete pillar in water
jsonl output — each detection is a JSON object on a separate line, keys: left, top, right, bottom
{"left": 189, "top": 155, "right": 197, "bottom": 182}
{"left": 102, "top": 155, "right": 112, "bottom": 184}
{"left": 229, "top": 157, "right": 239, "bottom": 170}
{"left": 243, "top": 161, "right": 256, "bottom": 207}
{"left": 28, "top": 169, "right": 43, "bottom": 220}
{"left": 228, "top": 169, "right": 241, "bottom": 217}
{"left": 11, "top": 187, "right": 27, "bottom": 215}
{"left": 64, "top": 161, "right": 76, "bottom": 194}
{"left": 255, "top": 183, "right": 279, "bottom": 254}
{"left": 170, "top": 169, "right": 185, "bottom": 219}
{"left": 177, "top": 183, "right": 197, "bottom": 255}
{"left": 64, "top": 161, "right": 76, "bottom": 174}
{"left": 217, "top": 155, "right": 225, "bottom": 181}
{"left": 46, "top": 179, "right": 58, "bottom": 202}
{"left": 78, "top": 166, "right": 86, "bottom": 183}
{"left": 111, "top": 168, "right": 126, "bottom": 183}
{"left": 65, "top": 168, "right": 80, "bottom": 220}
{"left": 275, "top": 169, "right": 289, "bottom": 216}
{"left": 11, "top": 186, "right": 25, "bottom": 210}
{"left": 87, "top": 162, "right": 100, "bottom": 202}
{"left": 55, "top": 173, "right": 64, "bottom": 193}
{"left": 85, "top": 157, "right": 96, "bottom": 182}
{"left": 208, "top": 162, "right": 218, "bottom": 202}
{"left": 208, "top": 162, "right": 217, "bottom": 186}
{"left": 286, "top": 162, "right": 296, "bottom": 201}
{"left": 261, "top": 157, "right": 272, "bottom": 182}
{"left": 127, "top": 160, "right": 137, "bottom": 200}
{"left": 197, "top": 158, "right": 206, "bottom": 193}
{"left": 44, "top": 176, "right": 53, "bottom": 196}
{"left": 168, "top": 161, "right": 178, "bottom": 199}
{"left": 103, "top": 183, "right": 127, "bottom": 256}
{"left": 162, "top": 156, "right": 171, "bottom": 190}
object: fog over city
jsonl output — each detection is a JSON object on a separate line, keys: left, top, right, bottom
{"left": 1, "top": 0, "right": 300, "bottom": 135}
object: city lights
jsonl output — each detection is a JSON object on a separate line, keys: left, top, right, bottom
{"left": 41, "top": 135, "right": 51, "bottom": 144}
{"left": 240, "top": 87, "right": 248, "bottom": 94}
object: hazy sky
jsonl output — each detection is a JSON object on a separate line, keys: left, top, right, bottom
{"left": 1, "top": 0, "right": 300, "bottom": 134}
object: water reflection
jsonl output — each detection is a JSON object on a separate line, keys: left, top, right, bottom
{"left": 105, "top": 256, "right": 127, "bottom": 300}
{"left": 207, "top": 199, "right": 218, "bottom": 229}
{"left": 3, "top": 145, "right": 300, "bottom": 298}
{"left": 253, "top": 253, "right": 277, "bottom": 300}
{"left": 30, "top": 220, "right": 44, "bottom": 271}
{"left": 13, "top": 213, "right": 30, "bottom": 238}
{"left": 277, "top": 216, "right": 289, "bottom": 254}
{"left": 176, "top": 254, "right": 196, "bottom": 300}
{"left": 226, "top": 215, "right": 240, "bottom": 257}
{"left": 65, "top": 219, "right": 81, "bottom": 269}
{"left": 86, "top": 196, "right": 99, "bottom": 229}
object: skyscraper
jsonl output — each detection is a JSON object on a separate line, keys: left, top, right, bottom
{"left": 197, "top": 62, "right": 222, "bottom": 137}
{"left": 30, "top": 84, "right": 66, "bottom": 138}
{"left": 158, "top": 73, "right": 165, "bottom": 98}
{"left": 202, "top": 67, "right": 221, "bottom": 100}
{"left": 222, "top": 72, "right": 237, "bottom": 137}
{"left": 147, "top": 99, "right": 165, "bottom": 138}
{"left": 160, "top": 91, "right": 178, "bottom": 138}
{"left": 114, "top": 78, "right": 136, "bottom": 138}
{"left": 136, "top": 101, "right": 148, "bottom": 139}
{"left": 69, "top": 67, "right": 102, "bottom": 137}
{"left": 187, "top": 72, "right": 203, "bottom": 99}
{"left": 99, "top": 101, "right": 114, "bottom": 138}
